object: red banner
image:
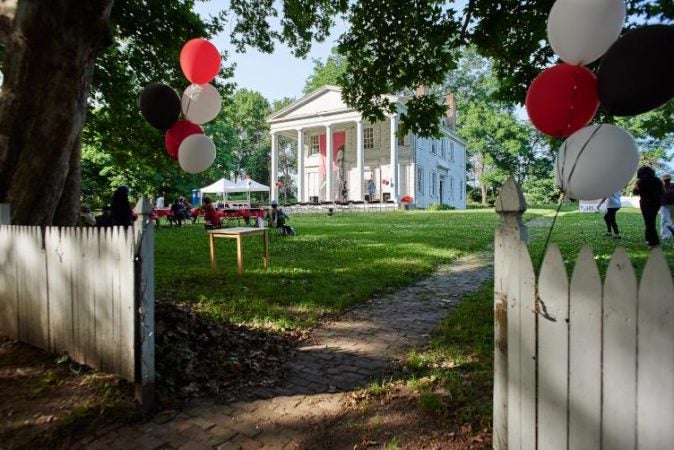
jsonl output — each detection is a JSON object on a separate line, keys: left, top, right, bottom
{"left": 319, "top": 131, "right": 345, "bottom": 177}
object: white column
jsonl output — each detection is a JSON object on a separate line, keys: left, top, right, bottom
{"left": 356, "top": 120, "right": 364, "bottom": 201}
{"left": 271, "top": 132, "right": 278, "bottom": 201}
{"left": 325, "top": 124, "right": 333, "bottom": 202}
{"left": 296, "top": 129, "right": 305, "bottom": 202}
{"left": 390, "top": 114, "right": 399, "bottom": 202}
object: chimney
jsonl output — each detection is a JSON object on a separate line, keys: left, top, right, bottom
{"left": 416, "top": 84, "right": 428, "bottom": 97}
{"left": 445, "top": 92, "right": 457, "bottom": 131}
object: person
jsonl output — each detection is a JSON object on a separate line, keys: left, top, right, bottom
{"left": 95, "top": 206, "right": 114, "bottom": 227}
{"left": 78, "top": 204, "right": 96, "bottom": 227}
{"left": 341, "top": 180, "right": 348, "bottom": 202}
{"left": 201, "top": 197, "right": 221, "bottom": 229}
{"left": 597, "top": 191, "right": 621, "bottom": 238}
{"left": 110, "top": 186, "right": 136, "bottom": 226}
{"left": 660, "top": 173, "right": 674, "bottom": 240}
{"left": 169, "top": 197, "right": 188, "bottom": 226}
{"left": 633, "top": 166, "right": 664, "bottom": 247}
{"left": 269, "top": 200, "right": 294, "bottom": 235}
{"left": 367, "top": 178, "right": 376, "bottom": 202}
{"left": 155, "top": 192, "right": 165, "bottom": 209}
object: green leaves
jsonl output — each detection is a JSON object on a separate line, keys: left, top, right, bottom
{"left": 337, "top": 0, "right": 461, "bottom": 136}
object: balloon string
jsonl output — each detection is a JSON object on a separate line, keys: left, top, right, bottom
{"left": 564, "top": 124, "right": 603, "bottom": 194}
{"left": 184, "top": 92, "right": 192, "bottom": 117}
{"left": 536, "top": 192, "right": 565, "bottom": 275}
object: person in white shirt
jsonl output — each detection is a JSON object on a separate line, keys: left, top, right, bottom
{"left": 597, "top": 191, "right": 622, "bottom": 239}
{"left": 155, "top": 193, "right": 165, "bottom": 209}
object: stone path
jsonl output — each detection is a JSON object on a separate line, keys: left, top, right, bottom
{"left": 77, "top": 253, "right": 493, "bottom": 450}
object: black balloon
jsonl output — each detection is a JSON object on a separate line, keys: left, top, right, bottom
{"left": 139, "top": 83, "right": 181, "bottom": 130}
{"left": 597, "top": 25, "right": 674, "bottom": 116}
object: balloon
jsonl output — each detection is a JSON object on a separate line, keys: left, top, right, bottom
{"left": 180, "top": 39, "right": 221, "bottom": 84}
{"left": 547, "top": 0, "right": 626, "bottom": 65}
{"left": 139, "top": 83, "right": 181, "bottom": 130}
{"left": 555, "top": 124, "right": 639, "bottom": 200}
{"left": 526, "top": 64, "right": 599, "bottom": 138}
{"left": 597, "top": 25, "right": 674, "bottom": 116}
{"left": 181, "top": 83, "right": 222, "bottom": 124}
{"left": 165, "top": 120, "right": 204, "bottom": 160}
{"left": 178, "top": 134, "right": 216, "bottom": 174}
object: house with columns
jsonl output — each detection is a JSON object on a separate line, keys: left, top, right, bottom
{"left": 267, "top": 85, "right": 466, "bottom": 209}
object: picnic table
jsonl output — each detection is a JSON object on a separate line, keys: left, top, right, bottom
{"left": 208, "top": 227, "right": 269, "bottom": 274}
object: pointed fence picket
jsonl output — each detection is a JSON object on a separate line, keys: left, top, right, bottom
{"left": 494, "top": 179, "right": 674, "bottom": 449}
{"left": 0, "top": 199, "right": 155, "bottom": 412}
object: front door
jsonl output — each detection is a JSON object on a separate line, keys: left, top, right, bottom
{"left": 307, "top": 171, "right": 320, "bottom": 203}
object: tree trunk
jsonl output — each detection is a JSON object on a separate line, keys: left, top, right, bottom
{"left": 0, "top": 0, "right": 113, "bottom": 225}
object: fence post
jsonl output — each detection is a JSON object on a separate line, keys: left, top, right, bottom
{"left": 493, "top": 177, "right": 528, "bottom": 450}
{"left": 134, "top": 196, "right": 156, "bottom": 415}
{"left": 0, "top": 204, "right": 10, "bottom": 224}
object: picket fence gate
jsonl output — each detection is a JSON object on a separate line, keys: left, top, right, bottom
{"left": 0, "top": 199, "right": 155, "bottom": 412}
{"left": 493, "top": 179, "right": 674, "bottom": 449}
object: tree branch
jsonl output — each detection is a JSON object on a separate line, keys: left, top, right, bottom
{"left": 459, "top": 0, "right": 474, "bottom": 43}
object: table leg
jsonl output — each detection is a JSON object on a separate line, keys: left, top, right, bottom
{"left": 209, "top": 234, "right": 216, "bottom": 272}
{"left": 236, "top": 235, "right": 243, "bottom": 275}
{"left": 263, "top": 229, "right": 269, "bottom": 269}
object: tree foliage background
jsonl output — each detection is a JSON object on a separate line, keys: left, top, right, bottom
{"left": 0, "top": 0, "right": 671, "bottom": 223}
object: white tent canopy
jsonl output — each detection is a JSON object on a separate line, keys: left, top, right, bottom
{"left": 235, "top": 179, "right": 270, "bottom": 192}
{"left": 199, "top": 178, "right": 239, "bottom": 193}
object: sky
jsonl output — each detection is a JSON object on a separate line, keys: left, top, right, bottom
{"left": 195, "top": 2, "right": 347, "bottom": 103}
{"left": 195, "top": 1, "right": 469, "bottom": 103}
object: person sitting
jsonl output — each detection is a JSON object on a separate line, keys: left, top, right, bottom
{"left": 110, "top": 186, "right": 136, "bottom": 227}
{"left": 78, "top": 204, "right": 96, "bottom": 227}
{"left": 269, "top": 201, "right": 295, "bottom": 235}
{"left": 169, "top": 197, "right": 188, "bottom": 226}
{"left": 95, "top": 205, "right": 114, "bottom": 227}
{"left": 201, "top": 197, "right": 222, "bottom": 229}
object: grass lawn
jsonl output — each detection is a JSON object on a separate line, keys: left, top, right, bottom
{"left": 155, "top": 209, "right": 502, "bottom": 329}
{"left": 156, "top": 204, "right": 672, "bottom": 330}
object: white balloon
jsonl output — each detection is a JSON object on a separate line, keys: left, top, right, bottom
{"left": 547, "top": 0, "right": 626, "bottom": 65}
{"left": 555, "top": 124, "right": 639, "bottom": 200}
{"left": 181, "top": 83, "right": 222, "bottom": 125}
{"left": 178, "top": 134, "right": 216, "bottom": 174}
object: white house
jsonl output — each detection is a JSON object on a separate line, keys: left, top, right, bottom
{"left": 267, "top": 85, "right": 467, "bottom": 209}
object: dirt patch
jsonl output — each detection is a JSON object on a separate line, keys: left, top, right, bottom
{"left": 0, "top": 302, "right": 307, "bottom": 449}
{"left": 0, "top": 336, "right": 137, "bottom": 449}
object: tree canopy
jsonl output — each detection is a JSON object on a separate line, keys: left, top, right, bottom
{"left": 229, "top": 0, "right": 673, "bottom": 137}
{"left": 0, "top": 0, "right": 672, "bottom": 224}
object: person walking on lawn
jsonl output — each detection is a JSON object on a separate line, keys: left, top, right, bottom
{"left": 633, "top": 166, "right": 664, "bottom": 248}
{"left": 597, "top": 190, "right": 622, "bottom": 239}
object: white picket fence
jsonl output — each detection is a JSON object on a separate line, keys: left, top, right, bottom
{"left": 494, "top": 179, "right": 674, "bottom": 449}
{"left": 0, "top": 199, "right": 155, "bottom": 411}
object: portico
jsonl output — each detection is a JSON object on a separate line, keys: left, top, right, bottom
{"left": 268, "top": 86, "right": 402, "bottom": 204}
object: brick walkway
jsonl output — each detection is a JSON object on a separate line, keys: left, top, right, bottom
{"left": 77, "top": 253, "right": 492, "bottom": 449}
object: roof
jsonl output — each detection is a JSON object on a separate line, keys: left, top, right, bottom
{"left": 267, "top": 85, "right": 402, "bottom": 124}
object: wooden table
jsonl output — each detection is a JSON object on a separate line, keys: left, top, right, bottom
{"left": 208, "top": 227, "right": 269, "bottom": 274}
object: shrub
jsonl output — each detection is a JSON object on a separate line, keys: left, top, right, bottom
{"left": 427, "top": 203, "right": 455, "bottom": 211}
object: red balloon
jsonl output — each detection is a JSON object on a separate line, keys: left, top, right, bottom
{"left": 180, "top": 39, "right": 221, "bottom": 84}
{"left": 165, "top": 120, "right": 203, "bottom": 160}
{"left": 525, "top": 64, "right": 599, "bottom": 138}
